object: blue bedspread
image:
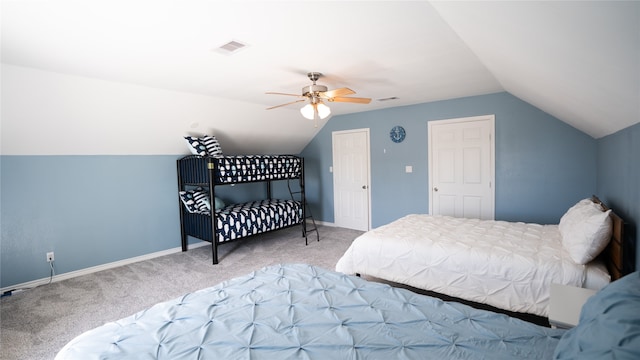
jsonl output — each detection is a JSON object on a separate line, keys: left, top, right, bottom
{"left": 56, "top": 264, "right": 565, "bottom": 359}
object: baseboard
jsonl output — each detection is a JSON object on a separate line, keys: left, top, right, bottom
{"left": 2, "top": 222, "right": 338, "bottom": 295}
{"left": 1, "top": 241, "right": 210, "bottom": 295}
{"left": 312, "top": 220, "right": 335, "bottom": 227}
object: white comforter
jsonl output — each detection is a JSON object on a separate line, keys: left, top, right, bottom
{"left": 336, "top": 214, "right": 602, "bottom": 317}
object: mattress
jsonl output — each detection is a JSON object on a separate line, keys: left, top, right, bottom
{"left": 177, "top": 155, "right": 302, "bottom": 185}
{"left": 214, "top": 155, "right": 301, "bottom": 183}
{"left": 215, "top": 199, "right": 303, "bottom": 243}
{"left": 335, "top": 214, "right": 610, "bottom": 317}
{"left": 181, "top": 199, "right": 302, "bottom": 244}
{"left": 56, "top": 264, "right": 565, "bottom": 359}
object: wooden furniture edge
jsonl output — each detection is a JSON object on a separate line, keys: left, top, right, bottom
{"left": 591, "top": 195, "right": 625, "bottom": 280}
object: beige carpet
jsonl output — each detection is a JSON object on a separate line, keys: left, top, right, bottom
{"left": 0, "top": 225, "right": 362, "bottom": 360}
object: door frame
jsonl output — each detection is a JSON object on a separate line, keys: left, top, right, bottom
{"left": 332, "top": 128, "right": 372, "bottom": 231}
{"left": 427, "top": 115, "right": 495, "bottom": 219}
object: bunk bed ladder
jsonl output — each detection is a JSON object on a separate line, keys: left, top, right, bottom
{"left": 288, "top": 178, "right": 319, "bottom": 245}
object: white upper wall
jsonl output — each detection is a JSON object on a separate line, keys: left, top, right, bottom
{"left": 1, "top": 1, "right": 638, "bottom": 155}
{"left": 1, "top": 64, "right": 315, "bottom": 155}
{"left": 430, "top": 1, "right": 640, "bottom": 141}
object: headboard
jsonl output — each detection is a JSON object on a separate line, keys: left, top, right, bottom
{"left": 591, "top": 195, "right": 625, "bottom": 280}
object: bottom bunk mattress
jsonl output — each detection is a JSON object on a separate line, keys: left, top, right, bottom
{"left": 56, "top": 264, "right": 566, "bottom": 359}
{"left": 335, "top": 214, "right": 611, "bottom": 317}
{"left": 182, "top": 199, "right": 302, "bottom": 243}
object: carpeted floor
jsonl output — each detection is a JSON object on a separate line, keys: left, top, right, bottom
{"left": 0, "top": 225, "right": 363, "bottom": 360}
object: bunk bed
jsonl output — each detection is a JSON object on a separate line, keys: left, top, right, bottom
{"left": 336, "top": 196, "right": 627, "bottom": 318}
{"left": 177, "top": 155, "right": 310, "bottom": 264}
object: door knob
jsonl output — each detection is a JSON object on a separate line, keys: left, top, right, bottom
{"left": 433, "top": 187, "right": 438, "bottom": 192}
{"left": 362, "top": 185, "right": 367, "bottom": 189}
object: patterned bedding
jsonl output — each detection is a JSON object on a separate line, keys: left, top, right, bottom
{"left": 181, "top": 199, "right": 302, "bottom": 244}
{"left": 55, "top": 264, "right": 565, "bottom": 359}
{"left": 177, "top": 155, "right": 302, "bottom": 185}
{"left": 336, "top": 214, "right": 611, "bottom": 317}
{"left": 214, "top": 155, "right": 301, "bottom": 183}
{"left": 215, "top": 199, "right": 302, "bottom": 243}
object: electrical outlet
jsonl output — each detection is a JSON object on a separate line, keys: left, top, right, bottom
{"left": 46, "top": 252, "right": 54, "bottom": 262}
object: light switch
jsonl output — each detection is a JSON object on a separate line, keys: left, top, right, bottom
{"left": 329, "top": 166, "right": 333, "bottom": 173}
{"left": 405, "top": 166, "right": 413, "bottom": 173}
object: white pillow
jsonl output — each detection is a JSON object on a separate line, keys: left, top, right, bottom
{"left": 559, "top": 198, "right": 594, "bottom": 233}
{"left": 559, "top": 202, "right": 612, "bottom": 264}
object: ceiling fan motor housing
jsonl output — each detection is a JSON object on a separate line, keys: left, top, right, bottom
{"left": 302, "top": 84, "right": 328, "bottom": 98}
{"left": 303, "top": 71, "right": 327, "bottom": 100}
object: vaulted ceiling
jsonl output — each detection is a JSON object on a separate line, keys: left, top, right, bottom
{"left": 2, "top": 1, "right": 638, "bottom": 155}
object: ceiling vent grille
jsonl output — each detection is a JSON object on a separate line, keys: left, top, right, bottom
{"left": 218, "top": 40, "right": 247, "bottom": 54}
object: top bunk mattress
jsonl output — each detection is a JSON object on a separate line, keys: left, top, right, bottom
{"left": 335, "top": 214, "right": 611, "bottom": 317}
{"left": 178, "top": 155, "right": 302, "bottom": 184}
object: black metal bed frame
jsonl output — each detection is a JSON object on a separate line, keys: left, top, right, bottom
{"left": 177, "top": 155, "right": 312, "bottom": 264}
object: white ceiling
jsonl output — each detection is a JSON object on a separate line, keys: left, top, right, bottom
{"left": 2, "top": 1, "right": 638, "bottom": 154}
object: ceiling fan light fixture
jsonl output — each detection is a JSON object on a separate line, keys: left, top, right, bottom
{"left": 300, "top": 103, "right": 315, "bottom": 120}
{"left": 317, "top": 102, "right": 331, "bottom": 119}
{"left": 300, "top": 101, "right": 331, "bottom": 120}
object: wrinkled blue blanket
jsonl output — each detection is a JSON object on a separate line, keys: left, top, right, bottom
{"left": 56, "top": 264, "right": 564, "bottom": 359}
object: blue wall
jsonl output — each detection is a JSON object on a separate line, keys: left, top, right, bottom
{"left": 4, "top": 91, "right": 632, "bottom": 288}
{"left": 596, "top": 122, "right": 640, "bottom": 273}
{"left": 301, "top": 92, "right": 597, "bottom": 228}
{"left": 0, "top": 155, "right": 298, "bottom": 288}
{"left": 1, "top": 156, "right": 181, "bottom": 287}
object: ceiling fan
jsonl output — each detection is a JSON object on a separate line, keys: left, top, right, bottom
{"left": 266, "top": 72, "right": 371, "bottom": 124}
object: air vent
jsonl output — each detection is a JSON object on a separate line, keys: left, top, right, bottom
{"left": 217, "top": 40, "right": 247, "bottom": 54}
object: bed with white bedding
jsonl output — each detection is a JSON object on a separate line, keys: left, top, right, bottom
{"left": 336, "top": 197, "right": 625, "bottom": 318}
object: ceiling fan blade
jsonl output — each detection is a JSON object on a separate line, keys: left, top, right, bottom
{"left": 266, "top": 91, "right": 304, "bottom": 97}
{"left": 266, "top": 99, "right": 306, "bottom": 110}
{"left": 329, "top": 97, "right": 372, "bottom": 104}
{"left": 320, "top": 87, "right": 355, "bottom": 99}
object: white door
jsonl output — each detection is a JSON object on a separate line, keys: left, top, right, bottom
{"left": 428, "top": 115, "right": 495, "bottom": 220}
{"left": 332, "top": 129, "right": 371, "bottom": 231}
